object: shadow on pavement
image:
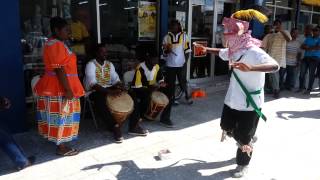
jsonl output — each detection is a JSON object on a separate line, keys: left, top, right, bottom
{"left": 276, "top": 110, "right": 320, "bottom": 120}
{"left": 81, "top": 158, "right": 236, "bottom": 180}
{"left": 0, "top": 91, "right": 226, "bottom": 176}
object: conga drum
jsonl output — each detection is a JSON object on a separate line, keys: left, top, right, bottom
{"left": 144, "top": 91, "right": 169, "bottom": 120}
{"left": 106, "top": 93, "right": 134, "bottom": 125}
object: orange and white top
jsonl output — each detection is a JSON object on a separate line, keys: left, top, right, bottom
{"left": 34, "top": 38, "right": 85, "bottom": 97}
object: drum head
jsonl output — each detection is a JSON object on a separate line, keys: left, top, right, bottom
{"left": 151, "top": 91, "right": 169, "bottom": 105}
{"left": 106, "top": 93, "right": 134, "bottom": 113}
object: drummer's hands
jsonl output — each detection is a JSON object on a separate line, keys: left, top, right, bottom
{"left": 149, "top": 85, "right": 159, "bottom": 91}
{"left": 114, "top": 82, "right": 125, "bottom": 91}
{"left": 107, "top": 88, "right": 122, "bottom": 97}
{"left": 159, "top": 81, "right": 167, "bottom": 88}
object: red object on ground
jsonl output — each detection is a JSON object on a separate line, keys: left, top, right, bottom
{"left": 191, "top": 89, "right": 207, "bottom": 98}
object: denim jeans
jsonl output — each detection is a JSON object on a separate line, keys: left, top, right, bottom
{"left": 285, "top": 65, "right": 298, "bottom": 89}
{"left": 299, "top": 57, "right": 320, "bottom": 90}
{"left": 0, "top": 127, "right": 29, "bottom": 168}
{"left": 279, "top": 67, "right": 286, "bottom": 90}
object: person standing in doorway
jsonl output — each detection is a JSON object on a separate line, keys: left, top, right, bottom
{"left": 262, "top": 19, "right": 292, "bottom": 98}
{"left": 161, "top": 20, "right": 192, "bottom": 127}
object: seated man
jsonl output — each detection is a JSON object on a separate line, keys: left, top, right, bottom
{"left": 84, "top": 44, "right": 147, "bottom": 143}
{"left": 0, "top": 97, "right": 35, "bottom": 170}
{"left": 130, "top": 53, "right": 167, "bottom": 125}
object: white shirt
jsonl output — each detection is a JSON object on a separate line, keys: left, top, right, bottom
{"left": 219, "top": 46, "right": 279, "bottom": 111}
{"left": 162, "top": 32, "right": 191, "bottom": 67}
{"left": 84, "top": 59, "right": 120, "bottom": 90}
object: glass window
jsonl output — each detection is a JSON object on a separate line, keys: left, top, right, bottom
{"left": 168, "top": 0, "right": 189, "bottom": 31}
{"left": 312, "top": 13, "right": 320, "bottom": 25}
{"left": 99, "top": 0, "right": 157, "bottom": 44}
{"left": 301, "top": 4, "right": 312, "bottom": 11}
{"left": 20, "top": 0, "right": 92, "bottom": 102}
{"left": 275, "top": 8, "right": 294, "bottom": 30}
{"left": 265, "top": 0, "right": 274, "bottom": 6}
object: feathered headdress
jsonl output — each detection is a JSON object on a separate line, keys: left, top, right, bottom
{"left": 231, "top": 9, "right": 268, "bottom": 24}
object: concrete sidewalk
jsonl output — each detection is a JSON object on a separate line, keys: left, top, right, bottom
{"left": 0, "top": 89, "right": 320, "bottom": 180}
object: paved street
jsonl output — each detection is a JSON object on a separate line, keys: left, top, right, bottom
{"left": 0, "top": 88, "right": 320, "bottom": 180}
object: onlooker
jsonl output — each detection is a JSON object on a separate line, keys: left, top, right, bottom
{"left": 262, "top": 19, "right": 292, "bottom": 98}
{"left": 299, "top": 26, "right": 320, "bottom": 94}
{"left": 34, "top": 17, "right": 85, "bottom": 156}
{"left": 285, "top": 28, "right": 302, "bottom": 90}
{"left": 0, "top": 97, "right": 35, "bottom": 170}
{"left": 161, "top": 20, "right": 192, "bottom": 127}
{"left": 296, "top": 24, "right": 313, "bottom": 92}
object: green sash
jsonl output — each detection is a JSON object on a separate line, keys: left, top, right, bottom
{"left": 232, "top": 70, "right": 267, "bottom": 121}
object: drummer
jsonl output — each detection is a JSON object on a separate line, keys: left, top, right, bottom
{"left": 130, "top": 51, "right": 166, "bottom": 126}
{"left": 84, "top": 43, "right": 147, "bottom": 143}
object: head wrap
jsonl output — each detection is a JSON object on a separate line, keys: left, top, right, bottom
{"left": 222, "top": 9, "right": 268, "bottom": 59}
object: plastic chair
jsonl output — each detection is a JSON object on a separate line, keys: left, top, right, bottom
{"left": 30, "top": 75, "right": 40, "bottom": 111}
{"left": 123, "top": 70, "right": 135, "bottom": 89}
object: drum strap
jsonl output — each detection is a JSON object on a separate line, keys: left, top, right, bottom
{"left": 232, "top": 70, "right": 267, "bottom": 121}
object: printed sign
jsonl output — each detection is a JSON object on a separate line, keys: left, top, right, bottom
{"left": 138, "top": 1, "right": 157, "bottom": 40}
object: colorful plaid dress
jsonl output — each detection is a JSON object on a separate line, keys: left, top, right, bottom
{"left": 34, "top": 38, "right": 84, "bottom": 145}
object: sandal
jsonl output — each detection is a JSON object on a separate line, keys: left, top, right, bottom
{"left": 56, "top": 148, "right": 79, "bottom": 156}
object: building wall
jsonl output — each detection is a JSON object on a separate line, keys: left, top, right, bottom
{"left": 0, "top": 0, "right": 26, "bottom": 132}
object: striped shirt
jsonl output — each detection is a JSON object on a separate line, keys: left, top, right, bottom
{"left": 286, "top": 39, "right": 301, "bottom": 66}
{"left": 262, "top": 30, "right": 292, "bottom": 68}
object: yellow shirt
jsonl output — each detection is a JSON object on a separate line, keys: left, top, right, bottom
{"left": 70, "top": 21, "right": 89, "bottom": 55}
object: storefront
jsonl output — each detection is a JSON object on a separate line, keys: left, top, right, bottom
{"left": 2, "top": 0, "right": 320, "bottom": 132}
{"left": 265, "top": 0, "right": 320, "bottom": 32}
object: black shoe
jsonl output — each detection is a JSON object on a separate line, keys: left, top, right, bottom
{"left": 160, "top": 120, "right": 175, "bottom": 128}
{"left": 128, "top": 125, "right": 148, "bottom": 136}
{"left": 295, "top": 89, "right": 304, "bottom": 93}
{"left": 185, "top": 98, "right": 193, "bottom": 105}
{"left": 273, "top": 90, "right": 280, "bottom": 99}
{"left": 303, "top": 89, "right": 311, "bottom": 95}
{"left": 173, "top": 100, "right": 180, "bottom": 106}
{"left": 113, "top": 125, "right": 124, "bottom": 143}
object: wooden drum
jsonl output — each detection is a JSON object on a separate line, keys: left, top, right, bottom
{"left": 144, "top": 91, "right": 169, "bottom": 120}
{"left": 106, "top": 93, "right": 134, "bottom": 125}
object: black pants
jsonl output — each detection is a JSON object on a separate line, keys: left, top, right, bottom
{"left": 90, "top": 91, "right": 140, "bottom": 130}
{"left": 160, "top": 65, "right": 188, "bottom": 122}
{"left": 220, "top": 104, "right": 260, "bottom": 166}
{"left": 299, "top": 57, "right": 320, "bottom": 90}
{"left": 129, "top": 88, "right": 152, "bottom": 123}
